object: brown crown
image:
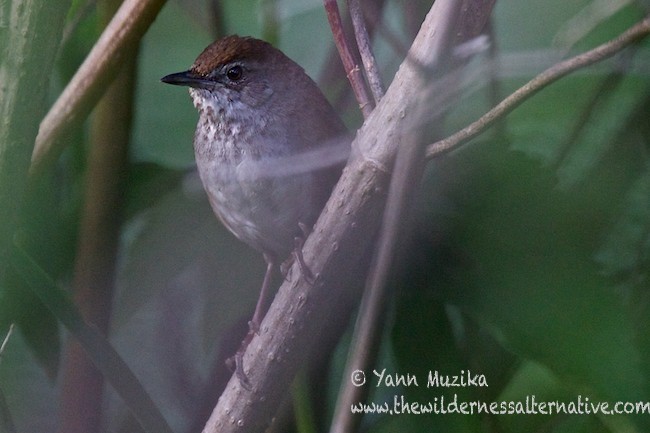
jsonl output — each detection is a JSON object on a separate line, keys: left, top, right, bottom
{"left": 191, "top": 35, "right": 280, "bottom": 76}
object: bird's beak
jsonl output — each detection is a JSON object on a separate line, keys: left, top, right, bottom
{"left": 161, "top": 70, "right": 213, "bottom": 90}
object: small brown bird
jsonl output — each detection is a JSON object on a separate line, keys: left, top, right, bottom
{"left": 161, "top": 35, "right": 347, "bottom": 383}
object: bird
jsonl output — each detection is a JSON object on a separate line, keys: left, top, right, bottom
{"left": 161, "top": 35, "right": 348, "bottom": 386}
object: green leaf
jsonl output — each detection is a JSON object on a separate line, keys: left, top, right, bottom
{"left": 0, "top": 0, "right": 71, "bottom": 291}
{"left": 435, "top": 146, "right": 648, "bottom": 429}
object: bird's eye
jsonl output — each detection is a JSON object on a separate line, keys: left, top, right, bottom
{"left": 226, "top": 65, "right": 243, "bottom": 81}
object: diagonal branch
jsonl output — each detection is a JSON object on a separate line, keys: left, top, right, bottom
{"left": 201, "top": 1, "right": 466, "bottom": 432}
{"left": 30, "top": 0, "right": 167, "bottom": 175}
{"left": 426, "top": 15, "right": 650, "bottom": 159}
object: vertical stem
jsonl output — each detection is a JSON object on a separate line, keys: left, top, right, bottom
{"left": 57, "top": 1, "right": 138, "bottom": 431}
{"left": 347, "top": 0, "right": 384, "bottom": 103}
{"left": 0, "top": 0, "right": 70, "bottom": 286}
{"left": 323, "top": 0, "right": 374, "bottom": 117}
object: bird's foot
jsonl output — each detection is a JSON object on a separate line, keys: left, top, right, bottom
{"left": 225, "top": 321, "right": 258, "bottom": 391}
{"left": 281, "top": 222, "right": 315, "bottom": 284}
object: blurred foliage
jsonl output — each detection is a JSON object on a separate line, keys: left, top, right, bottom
{"left": 0, "top": 0, "right": 649, "bottom": 432}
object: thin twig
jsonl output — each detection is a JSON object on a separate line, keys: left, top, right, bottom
{"left": 30, "top": 0, "right": 167, "bottom": 175}
{"left": 324, "top": 0, "right": 374, "bottom": 117}
{"left": 426, "top": 15, "right": 650, "bottom": 159}
{"left": 348, "top": 0, "right": 385, "bottom": 103}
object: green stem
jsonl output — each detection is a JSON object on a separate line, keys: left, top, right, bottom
{"left": 0, "top": 0, "right": 70, "bottom": 288}
{"left": 57, "top": 0, "right": 138, "bottom": 429}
